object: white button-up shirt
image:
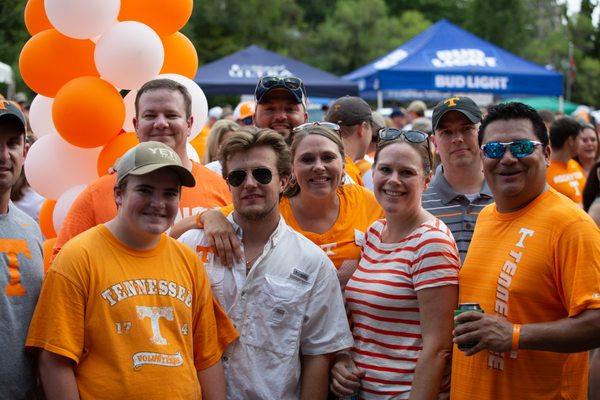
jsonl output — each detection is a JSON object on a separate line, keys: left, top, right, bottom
{"left": 180, "top": 215, "right": 353, "bottom": 400}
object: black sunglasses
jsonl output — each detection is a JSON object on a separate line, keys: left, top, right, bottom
{"left": 378, "top": 128, "right": 429, "bottom": 143}
{"left": 258, "top": 76, "right": 303, "bottom": 91}
{"left": 227, "top": 168, "right": 273, "bottom": 187}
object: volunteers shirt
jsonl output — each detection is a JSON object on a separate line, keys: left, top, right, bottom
{"left": 346, "top": 218, "right": 459, "bottom": 399}
{"left": 27, "top": 225, "right": 237, "bottom": 399}
{"left": 546, "top": 159, "right": 586, "bottom": 204}
{"left": 54, "top": 161, "right": 231, "bottom": 255}
{"left": 180, "top": 215, "right": 354, "bottom": 399}
{"left": 451, "top": 188, "right": 600, "bottom": 400}
{"left": 281, "top": 184, "right": 383, "bottom": 270}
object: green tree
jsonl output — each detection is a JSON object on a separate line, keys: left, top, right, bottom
{"left": 302, "top": 0, "right": 431, "bottom": 75}
{"left": 384, "top": 0, "right": 469, "bottom": 25}
{"left": 0, "top": 0, "right": 29, "bottom": 94}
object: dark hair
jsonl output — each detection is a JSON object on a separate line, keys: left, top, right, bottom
{"left": 284, "top": 126, "right": 345, "bottom": 197}
{"left": 374, "top": 138, "right": 432, "bottom": 176}
{"left": 219, "top": 126, "right": 291, "bottom": 179}
{"left": 135, "top": 79, "right": 192, "bottom": 119}
{"left": 583, "top": 161, "right": 600, "bottom": 212}
{"left": 549, "top": 117, "right": 582, "bottom": 150}
{"left": 478, "top": 102, "right": 548, "bottom": 146}
{"left": 538, "top": 109, "right": 555, "bottom": 125}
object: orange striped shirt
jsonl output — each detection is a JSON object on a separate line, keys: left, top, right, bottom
{"left": 345, "top": 218, "right": 460, "bottom": 399}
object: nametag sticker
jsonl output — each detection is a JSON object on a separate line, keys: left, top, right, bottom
{"left": 290, "top": 268, "right": 309, "bottom": 284}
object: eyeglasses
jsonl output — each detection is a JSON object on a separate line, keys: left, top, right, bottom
{"left": 292, "top": 121, "right": 340, "bottom": 133}
{"left": 226, "top": 167, "right": 273, "bottom": 187}
{"left": 480, "top": 139, "right": 542, "bottom": 159}
{"left": 378, "top": 128, "right": 429, "bottom": 144}
{"left": 257, "top": 76, "right": 303, "bottom": 91}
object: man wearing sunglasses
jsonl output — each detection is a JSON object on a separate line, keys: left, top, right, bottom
{"left": 253, "top": 75, "right": 308, "bottom": 143}
{"left": 451, "top": 102, "right": 600, "bottom": 400}
{"left": 423, "top": 96, "right": 493, "bottom": 261}
{"left": 179, "top": 127, "right": 352, "bottom": 400}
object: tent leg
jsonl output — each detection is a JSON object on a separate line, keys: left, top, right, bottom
{"left": 558, "top": 96, "right": 564, "bottom": 114}
{"left": 377, "top": 91, "right": 383, "bottom": 111}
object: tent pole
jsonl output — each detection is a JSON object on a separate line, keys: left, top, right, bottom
{"left": 377, "top": 90, "right": 383, "bottom": 110}
{"left": 558, "top": 96, "right": 564, "bottom": 114}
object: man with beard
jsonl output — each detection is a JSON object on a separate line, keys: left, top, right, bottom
{"left": 179, "top": 127, "right": 353, "bottom": 399}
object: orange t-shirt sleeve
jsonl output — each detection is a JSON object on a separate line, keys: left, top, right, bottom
{"left": 554, "top": 219, "right": 600, "bottom": 316}
{"left": 25, "top": 256, "right": 88, "bottom": 363}
{"left": 219, "top": 204, "right": 234, "bottom": 216}
{"left": 192, "top": 257, "right": 238, "bottom": 370}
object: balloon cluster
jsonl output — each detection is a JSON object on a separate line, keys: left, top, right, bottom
{"left": 20, "top": 0, "right": 206, "bottom": 241}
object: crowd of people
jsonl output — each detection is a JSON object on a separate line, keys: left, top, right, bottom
{"left": 2, "top": 74, "right": 600, "bottom": 400}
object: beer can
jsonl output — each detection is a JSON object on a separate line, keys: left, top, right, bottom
{"left": 454, "top": 303, "right": 484, "bottom": 350}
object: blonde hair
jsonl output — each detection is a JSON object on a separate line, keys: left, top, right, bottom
{"left": 203, "top": 120, "right": 240, "bottom": 164}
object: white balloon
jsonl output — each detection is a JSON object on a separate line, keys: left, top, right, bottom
{"left": 45, "top": 0, "right": 119, "bottom": 40}
{"left": 95, "top": 22, "right": 164, "bottom": 90}
{"left": 29, "top": 95, "right": 59, "bottom": 138}
{"left": 53, "top": 184, "right": 87, "bottom": 233}
{"left": 186, "top": 143, "right": 199, "bottom": 163}
{"left": 123, "top": 90, "right": 137, "bottom": 132}
{"left": 25, "top": 135, "right": 101, "bottom": 200}
{"left": 156, "top": 73, "right": 208, "bottom": 141}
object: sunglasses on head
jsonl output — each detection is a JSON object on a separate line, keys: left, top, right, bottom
{"left": 378, "top": 128, "right": 429, "bottom": 143}
{"left": 480, "top": 139, "right": 542, "bottom": 159}
{"left": 258, "top": 76, "right": 303, "bottom": 91}
{"left": 226, "top": 167, "right": 273, "bottom": 187}
{"left": 292, "top": 121, "right": 340, "bottom": 133}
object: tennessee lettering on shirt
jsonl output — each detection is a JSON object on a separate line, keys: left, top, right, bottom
{"left": 489, "top": 227, "right": 534, "bottom": 370}
{"left": 101, "top": 279, "right": 193, "bottom": 308}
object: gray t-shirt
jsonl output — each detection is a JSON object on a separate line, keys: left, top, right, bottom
{"left": 0, "top": 202, "right": 44, "bottom": 400}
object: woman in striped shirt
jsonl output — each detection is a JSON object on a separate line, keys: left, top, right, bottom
{"left": 331, "top": 129, "right": 460, "bottom": 399}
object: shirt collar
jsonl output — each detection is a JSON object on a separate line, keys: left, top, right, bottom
{"left": 432, "top": 165, "right": 493, "bottom": 204}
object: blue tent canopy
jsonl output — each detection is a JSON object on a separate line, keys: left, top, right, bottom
{"left": 194, "top": 45, "right": 358, "bottom": 98}
{"left": 343, "top": 20, "right": 563, "bottom": 100}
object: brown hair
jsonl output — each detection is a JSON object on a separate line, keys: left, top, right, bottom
{"left": 203, "top": 120, "right": 240, "bottom": 164}
{"left": 135, "top": 79, "right": 192, "bottom": 119}
{"left": 219, "top": 126, "right": 291, "bottom": 179}
{"left": 284, "top": 126, "right": 345, "bottom": 197}
{"left": 374, "top": 138, "right": 432, "bottom": 176}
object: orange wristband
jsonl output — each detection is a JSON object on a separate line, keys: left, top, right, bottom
{"left": 511, "top": 324, "right": 521, "bottom": 351}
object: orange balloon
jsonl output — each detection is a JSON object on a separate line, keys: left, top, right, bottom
{"left": 160, "top": 32, "right": 199, "bottom": 79}
{"left": 97, "top": 132, "right": 139, "bottom": 176}
{"left": 39, "top": 199, "right": 57, "bottom": 239}
{"left": 24, "top": 0, "right": 52, "bottom": 35}
{"left": 119, "top": 0, "right": 193, "bottom": 36}
{"left": 19, "top": 29, "right": 99, "bottom": 98}
{"left": 53, "top": 77, "right": 124, "bottom": 148}
{"left": 42, "top": 237, "right": 57, "bottom": 274}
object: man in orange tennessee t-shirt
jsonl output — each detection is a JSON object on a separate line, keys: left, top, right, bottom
{"left": 452, "top": 102, "right": 600, "bottom": 400}
{"left": 53, "top": 79, "right": 232, "bottom": 258}
{"left": 27, "top": 142, "right": 237, "bottom": 399}
{"left": 546, "top": 116, "right": 586, "bottom": 204}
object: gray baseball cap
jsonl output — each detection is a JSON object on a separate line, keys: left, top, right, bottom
{"left": 114, "top": 141, "right": 195, "bottom": 187}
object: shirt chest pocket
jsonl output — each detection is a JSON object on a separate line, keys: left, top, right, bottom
{"left": 205, "top": 263, "right": 226, "bottom": 307}
{"left": 241, "top": 274, "right": 312, "bottom": 356}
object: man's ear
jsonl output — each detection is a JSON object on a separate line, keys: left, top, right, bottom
{"left": 279, "top": 175, "right": 290, "bottom": 194}
{"left": 114, "top": 185, "right": 123, "bottom": 208}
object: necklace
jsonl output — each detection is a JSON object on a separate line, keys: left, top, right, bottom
{"left": 245, "top": 252, "right": 261, "bottom": 269}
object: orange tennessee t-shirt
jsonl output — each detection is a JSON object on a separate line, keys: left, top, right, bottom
{"left": 27, "top": 225, "right": 238, "bottom": 399}
{"left": 345, "top": 156, "right": 364, "bottom": 186}
{"left": 451, "top": 189, "right": 600, "bottom": 400}
{"left": 546, "top": 159, "right": 586, "bottom": 204}
{"left": 54, "top": 161, "right": 231, "bottom": 256}
{"left": 190, "top": 124, "right": 211, "bottom": 160}
{"left": 281, "top": 185, "right": 382, "bottom": 269}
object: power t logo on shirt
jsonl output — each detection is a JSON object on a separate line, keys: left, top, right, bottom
{"left": 0, "top": 239, "right": 32, "bottom": 296}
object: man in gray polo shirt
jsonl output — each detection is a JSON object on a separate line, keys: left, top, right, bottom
{"left": 422, "top": 96, "right": 493, "bottom": 261}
